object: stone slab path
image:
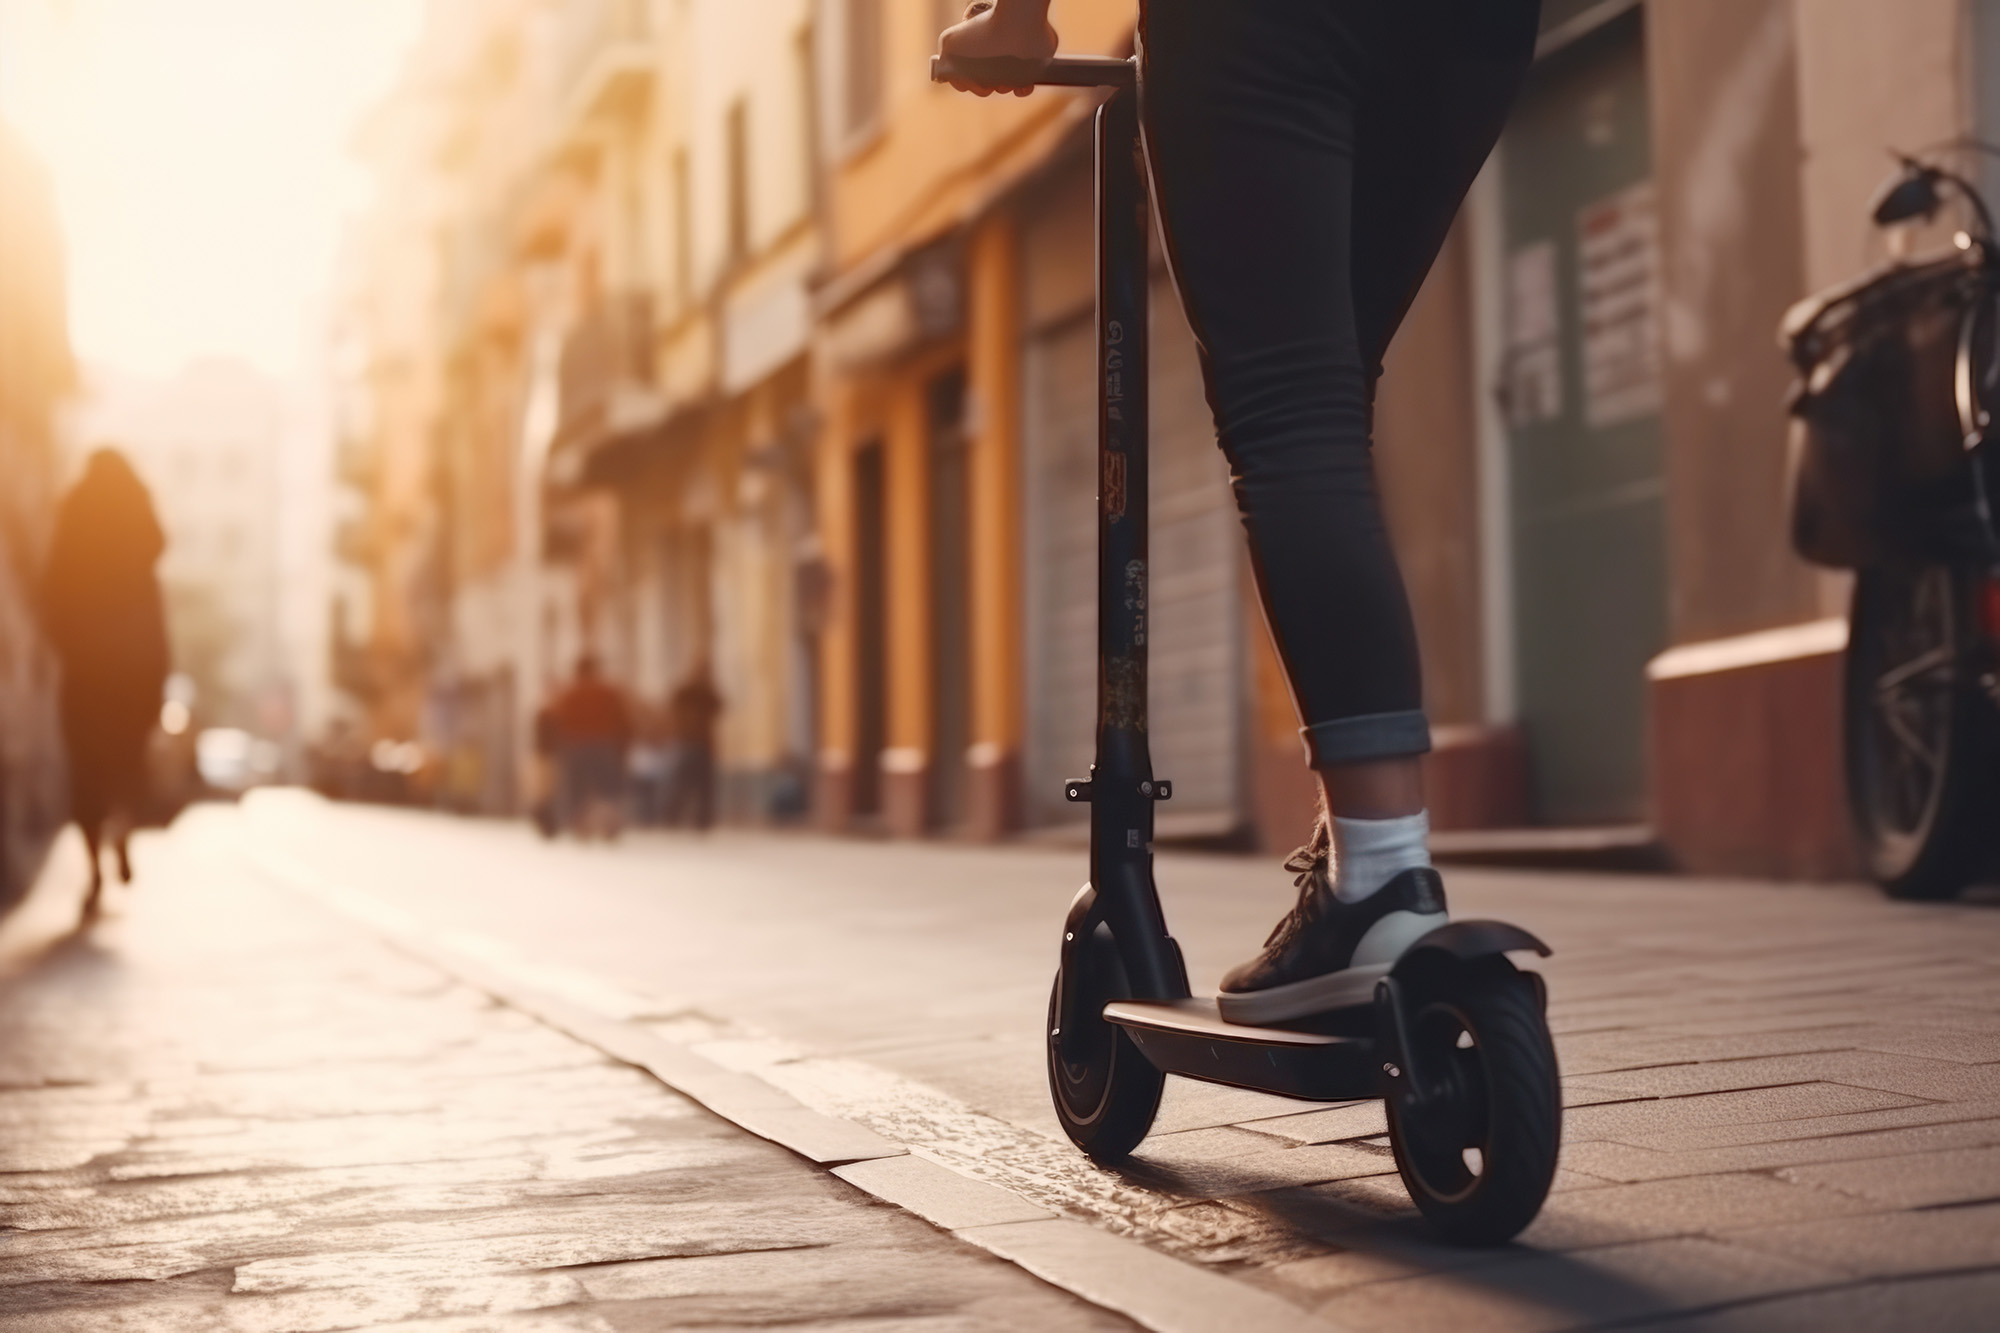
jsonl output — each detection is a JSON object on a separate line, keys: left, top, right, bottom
{"left": 0, "top": 813, "right": 1136, "bottom": 1333}
{"left": 219, "top": 791, "right": 2000, "bottom": 1332}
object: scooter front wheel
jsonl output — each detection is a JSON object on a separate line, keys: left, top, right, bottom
{"left": 1386, "top": 957, "right": 1560, "bottom": 1245}
{"left": 1047, "top": 923, "right": 1163, "bottom": 1161}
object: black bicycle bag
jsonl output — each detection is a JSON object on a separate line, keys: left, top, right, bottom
{"left": 1780, "top": 252, "right": 1976, "bottom": 568}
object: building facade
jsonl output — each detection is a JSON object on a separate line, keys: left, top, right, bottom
{"left": 335, "top": 0, "right": 2000, "bottom": 878}
{"left": 0, "top": 121, "right": 75, "bottom": 911}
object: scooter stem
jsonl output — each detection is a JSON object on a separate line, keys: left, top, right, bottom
{"left": 1083, "top": 83, "right": 1187, "bottom": 1001}
{"left": 930, "top": 54, "right": 1186, "bottom": 999}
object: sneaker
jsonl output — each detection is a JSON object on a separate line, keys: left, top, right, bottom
{"left": 1217, "top": 822, "right": 1449, "bottom": 1025}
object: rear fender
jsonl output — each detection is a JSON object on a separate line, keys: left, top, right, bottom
{"left": 1394, "top": 919, "right": 1551, "bottom": 974}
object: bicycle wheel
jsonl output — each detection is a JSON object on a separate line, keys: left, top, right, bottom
{"left": 1845, "top": 561, "right": 1998, "bottom": 899}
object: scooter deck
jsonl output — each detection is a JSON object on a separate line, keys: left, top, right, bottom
{"left": 1103, "top": 999, "right": 1384, "bottom": 1102}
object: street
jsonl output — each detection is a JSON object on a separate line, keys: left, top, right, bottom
{"left": 6, "top": 792, "right": 2000, "bottom": 1331}
{"left": 0, "top": 805, "right": 1133, "bottom": 1333}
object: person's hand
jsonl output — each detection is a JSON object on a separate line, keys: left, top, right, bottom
{"left": 938, "top": 1, "right": 1058, "bottom": 97}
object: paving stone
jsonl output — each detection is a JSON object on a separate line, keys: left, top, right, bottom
{"left": 1155, "top": 1150, "right": 1400, "bottom": 1200}
{"left": 1125, "top": 1130, "right": 1398, "bottom": 1198}
{"left": 0, "top": 819, "right": 1135, "bottom": 1331}
{"left": 0, "top": 1274, "right": 591, "bottom": 1333}
{"left": 956, "top": 1218, "right": 1337, "bottom": 1333}
{"left": 1147, "top": 1079, "right": 1309, "bottom": 1135}
{"left": 1259, "top": 1244, "right": 1501, "bottom": 1298}
{"left": 230, "top": 1233, "right": 827, "bottom": 1294}
{"left": 1822, "top": 1023, "right": 2000, "bottom": 1064}
{"left": 1237, "top": 1102, "right": 1388, "bottom": 1146}
{"left": 1563, "top": 1115, "right": 2000, "bottom": 1182}
{"left": 1718, "top": 1201, "right": 2000, "bottom": 1279}
{"left": 1567, "top": 1049, "right": 2000, "bottom": 1102}
{"left": 358, "top": 1313, "right": 614, "bottom": 1333}
{"left": 833, "top": 1153, "right": 1053, "bottom": 1229}
{"left": 219, "top": 791, "right": 2000, "bottom": 1328}
{"left": 1777, "top": 1142, "right": 2000, "bottom": 1208}
{"left": 1517, "top": 1171, "right": 1885, "bottom": 1249}
{"left": 1311, "top": 1235, "right": 1843, "bottom": 1333}
{"left": 1553, "top": 1027, "right": 1864, "bottom": 1075}
{"left": 1625, "top": 1267, "right": 2000, "bottom": 1333}
{"left": 1589, "top": 1096, "right": 2000, "bottom": 1154}
{"left": 1560, "top": 1081, "right": 1923, "bottom": 1143}
{"left": 574, "top": 1241, "right": 1132, "bottom": 1330}
{"left": 714, "top": 1101, "right": 907, "bottom": 1165}
{"left": 1558, "top": 1082, "right": 1657, "bottom": 1108}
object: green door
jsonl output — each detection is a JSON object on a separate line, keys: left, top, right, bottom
{"left": 1500, "top": 10, "right": 1665, "bottom": 824}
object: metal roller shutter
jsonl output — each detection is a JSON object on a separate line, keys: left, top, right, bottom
{"left": 1022, "top": 279, "right": 1242, "bottom": 831}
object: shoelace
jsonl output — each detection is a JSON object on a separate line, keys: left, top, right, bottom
{"left": 1262, "top": 824, "right": 1334, "bottom": 949}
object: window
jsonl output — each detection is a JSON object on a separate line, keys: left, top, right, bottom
{"left": 725, "top": 98, "right": 751, "bottom": 261}
{"left": 795, "top": 25, "right": 818, "bottom": 213}
{"left": 671, "top": 147, "right": 692, "bottom": 308}
{"left": 844, "top": 0, "right": 882, "bottom": 135}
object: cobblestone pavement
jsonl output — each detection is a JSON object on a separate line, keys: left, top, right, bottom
{"left": 0, "top": 809, "right": 1136, "bottom": 1332}
{"left": 219, "top": 792, "right": 2000, "bottom": 1332}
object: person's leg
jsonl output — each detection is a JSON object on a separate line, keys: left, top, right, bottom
{"left": 77, "top": 797, "right": 105, "bottom": 913}
{"left": 1144, "top": 0, "right": 1535, "bottom": 814}
{"left": 1348, "top": 0, "right": 1540, "bottom": 382}
{"left": 64, "top": 714, "right": 108, "bottom": 902}
{"left": 1142, "top": 0, "right": 1535, "bottom": 1015}
{"left": 111, "top": 734, "right": 148, "bottom": 884}
{"left": 691, "top": 747, "right": 715, "bottom": 831}
{"left": 1314, "top": 0, "right": 1537, "bottom": 833}
{"left": 558, "top": 749, "right": 581, "bottom": 836}
{"left": 80, "top": 820, "right": 103, "bottom": 896}
{"left": 1142, "top": 1, "right": 1428, "bottom": 801}
{"left": 606, "top": 748, "right": 628, "bottom": 840}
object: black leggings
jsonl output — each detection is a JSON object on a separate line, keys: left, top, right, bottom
{"left": 1141, "top": 0, "right": 1539, "bottom": 766}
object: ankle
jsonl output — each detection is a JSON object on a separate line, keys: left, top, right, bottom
{"left": 1330, "top": 811, "right": 1432, "bottom": 904}
{"left": 1314, "top": 756, "right": 1424, "bottom": 821}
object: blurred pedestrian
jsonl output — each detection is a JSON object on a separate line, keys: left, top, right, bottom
{"left": 662, "top": 659, "right": 722, "bottom": 831}
{"left": 550, "top": 655, "right": 631, "bottom": 839}
{"left": 40, "top": 449, "right": 170, "bottom": 915}
{"left": 530, "top": 700, "right": 560, "bottom": 838}
{"left": 629, "top": 702, "right": 673, "bottom": 826}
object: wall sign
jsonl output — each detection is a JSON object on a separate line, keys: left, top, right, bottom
{"left": 1578, "top": 180, "right": 1661, "bottom": 428}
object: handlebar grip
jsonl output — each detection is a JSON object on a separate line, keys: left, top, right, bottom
{"left": 931, "top": 52, "right": 1049, "bottom": 88}
{"left": 931, "top": 53, "right": 1136, "bottom": 89}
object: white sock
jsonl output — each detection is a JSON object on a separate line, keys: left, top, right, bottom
{"left": 1331, "top": 811, "right": 1432, "bottom": 904}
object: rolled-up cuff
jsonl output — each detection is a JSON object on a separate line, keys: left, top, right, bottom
{"left": 1300, "top": 709, "right": 1431, "bottom": 766}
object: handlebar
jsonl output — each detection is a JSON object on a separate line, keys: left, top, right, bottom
{"left": 930, "top": 53, "right": 1135, "bottom": 89}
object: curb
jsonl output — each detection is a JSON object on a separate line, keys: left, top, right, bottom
{"left": 245, "top": 847, "right": 1347, "bottom": 1333}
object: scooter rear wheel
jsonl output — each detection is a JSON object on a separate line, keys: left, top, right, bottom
{"left": 1047, "top": 923, "right": 1163, "bottom": 1161}
{"left": 1386, "top": 957, "right": 1560, "bottom": 1245}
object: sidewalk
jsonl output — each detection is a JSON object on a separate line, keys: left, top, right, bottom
{"left": 0, "top": 813, "right": 1135, "bottom": 1332}
{"left": 228, "top": 791, "right": 2000, "bottom": 1331}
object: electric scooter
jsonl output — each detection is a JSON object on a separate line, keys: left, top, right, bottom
{"left": 933, "top": 51, "right": 1563, "bottom": 1245}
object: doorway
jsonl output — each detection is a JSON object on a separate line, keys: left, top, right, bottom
{"left": 1498, "top": 10, "right": 1666, "bottom": 824}
{"left": 927, "top": 369, "right": 970, "bottom": 830}
{"left": 852, "top": 441, "right": 887, "bottom": 817}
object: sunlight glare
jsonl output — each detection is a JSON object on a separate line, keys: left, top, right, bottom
{"left": 0, "top": 0, "right": 423, "bottom": 377}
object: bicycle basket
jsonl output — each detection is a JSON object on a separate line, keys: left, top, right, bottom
{"left": 1781, "top": 252, "right": 1978, "bottom": 568}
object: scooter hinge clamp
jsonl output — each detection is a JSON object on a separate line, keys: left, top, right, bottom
{"left": 1064, "top": 779, "right": 1093, "bottom": 802}
{"left": 1141, "top": 780, "right": 1172, "bottom": 800}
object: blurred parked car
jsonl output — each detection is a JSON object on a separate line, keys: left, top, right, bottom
{"left": 194, "top": 727, "right": 281, "bottom": 796}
